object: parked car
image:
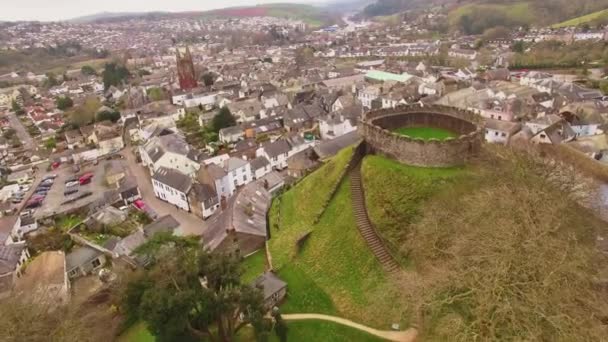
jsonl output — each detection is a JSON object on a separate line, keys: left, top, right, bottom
{"left": 42, "top": 174, "right": 57, "bottom": 181}
{"left": 36, "top": 186, "right": 51, "bottom": 191}
{"left": 64, "top": 188, "right": 78, "bottom": 196}
{"left": 25, "top": 201, "right": 42, "bottom": 209}
{"left": 79, "top": 173, "right": 94, "bottom": 185}
{"left": 40, "top": 179, "right": 54, "bottom": 186}
{"left": 65, "top": 176, "right": 78, "bottom": 184}
{"left": 65, "top": 181, "right": 79, "bottom": 188}
{"left": 19, "top": 185, "right": 31, "bottom": 192}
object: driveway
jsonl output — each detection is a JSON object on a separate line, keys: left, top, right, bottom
{"left": 7, "top": 111, "right": 34, "bottom": 150}
{"left": 121, "top": 147, "right": 210, "bottom": 236}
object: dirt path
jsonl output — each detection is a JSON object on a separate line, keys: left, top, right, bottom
{"left": 282, "top": 314, "right": 417, "bottom": 342}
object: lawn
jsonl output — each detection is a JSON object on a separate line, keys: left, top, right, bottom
{"left": 268, "top": 146, "right": 354, "bottom": 269}
{"left": 270, "top": 175, "right": 411, "bottom": 328}
{"left": 241, "top": 250, "right": 267, "bottom": 284}
{"left": 393, "top": 127, "right": 457, "bottom": 140}
{"left": 361, "top": 155, "right": 465, "bottom": 264}
{"left": 118, "top": 322, "right": 155, "bottom": 342}
{"left": 552, "top": 8, "right": 608, "bottom": 28}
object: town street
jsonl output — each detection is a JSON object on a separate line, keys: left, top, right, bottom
{"left": 7, "top": 111, "right": 34, "bottom": 150}
{"left": 121, "top": 147, "right": 213, "bottom": 236}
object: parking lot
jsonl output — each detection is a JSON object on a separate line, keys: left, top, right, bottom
{"left": 31, "top": 159, "right": 125, "bottom": 219}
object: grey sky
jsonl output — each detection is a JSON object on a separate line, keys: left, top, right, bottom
{"left": 1, "top": 0, "right": 325, "bottom": 22}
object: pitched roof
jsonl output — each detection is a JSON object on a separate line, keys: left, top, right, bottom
{"left": 143, "top": 215, "right": 180, "bottom": 237}
{"left": 224, "top": 157, "right": 248, "bottom": 172}
{"left": 314, "top": 131, "right": 360, "bottom": 160}
{"left": 252, "top": 272, "right": 287, "bottom": 300}
{"left": 263, "top": 139, "right": 291, "bottom": 158}
{"left": 0, "top": 242, "right": 26, "bottom": 274}
{"left": 66, "top": 245, "right": 103, "bottom": 272}
{"left": 152, "top": 167, "right": 192, "bottom": 193}
{"left": 190, "top": 183, "right": 218, "bottom": 203}
{"left": 250, "top": 156, "right": 270, "bottom": 171}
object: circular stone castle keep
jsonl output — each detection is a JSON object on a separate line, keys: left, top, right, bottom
{"left": 359, "top": 104, "right": 484, "bottom": 167}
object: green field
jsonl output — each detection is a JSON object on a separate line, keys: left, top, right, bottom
{"left": 393, "top": 127, "right": 457, "bottom": 140}
{"left": 552, "top": 8, "right": 608, "bottom": 28}
{"left": 241, "top": 250, "right": 267, "bottom": 284}
{"left": 447, "top": 2, "right": 534, "bottom": 33}
{"left": 361, "top": 156, "right": 465, "bottom": 263}
{"left": 118, "top": 322, "right": 155, "bottom": 342}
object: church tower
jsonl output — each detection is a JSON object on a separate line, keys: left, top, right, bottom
{"left": 176, "top": 46, "right": 198, "bottom": 91}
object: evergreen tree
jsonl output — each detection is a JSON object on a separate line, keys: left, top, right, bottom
{"left": 212, "top": 106, "right": 237, "bottom": 133}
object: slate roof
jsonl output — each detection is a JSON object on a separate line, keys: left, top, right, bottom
{"left": 66, "top": 245, "right": 102, "bottom": 272}
{"left": 0, "top": 243, "right": 25, "bottom": 274}
{"left": 250, "top": 156, "right": 270, "bottom": 171}
{"left": 144, "top": 134, "right": 191, "bottom": 163}
{"left": 143, "top": 215, "right": 180, "bottom": 237}
{"left": 152, "top": 167, "right": 192, "bottom": 193}
{"left": 190, "top": 183, "right": 218, "bottom": 204}
{"left": 262, "top": 139, "right": 291, "bottom": 158}
{"left": 252, "top": 272, "right": 287, "bottom": 301}
{"left": 0, "top": 216, "right": 18, "bottom": 244}
{"left": 232, "top": 181, "right": 271, "bottom": 237}
{"left": 224, "top": 157, "right": 248, "bottom": 172}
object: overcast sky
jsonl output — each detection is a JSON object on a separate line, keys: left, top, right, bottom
{"left": 1, "top": 0, "right": 326, "bottom": 22}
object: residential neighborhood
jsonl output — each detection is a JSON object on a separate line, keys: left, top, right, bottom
{"left": 2, "top": 1, "right": 608, "bottom": 341}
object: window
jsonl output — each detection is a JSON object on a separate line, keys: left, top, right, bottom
{"left": 498, "top": 116, "right": 502, "bottom": 120}
{"left": 243, "top": 175, "right": 247, "bottom": 182}
{"left": 91, "top": 258, "right": 101, "bottom": 268}
{"left": 495, "top": 132, "right": 499, "bottom": 136}
{"left": 181, "top": 194, "right": 186, "bottom": 200}
{"left": 501, "top": 133, "right": 506, "bottom": 137}
{"left": 233, "top": 170, "right": 237, "bottom": 177}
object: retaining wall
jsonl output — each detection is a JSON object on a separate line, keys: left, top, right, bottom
{"left": 360, "top": 104, "right": 484, "bottom": 167}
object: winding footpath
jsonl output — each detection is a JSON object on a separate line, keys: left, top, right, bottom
{"left": 282, "top": 314, "right": 417, "bottom": 342}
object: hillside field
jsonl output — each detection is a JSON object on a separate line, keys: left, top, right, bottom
{"left": 552, "top": 8, "right": 608, "bottom": 28}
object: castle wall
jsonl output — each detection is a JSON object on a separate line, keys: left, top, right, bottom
{"left": 360, "top": 104, "right": 484, "bottom": 167}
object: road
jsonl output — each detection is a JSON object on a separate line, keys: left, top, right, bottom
{"left": 6, "top": 111, "right": 34, "bottom": 150}
{"left": 121, "top": 147, "right": 212, "bottom": 236}
{"left": 282, "top": 314, "right": 418, "bottom": 342}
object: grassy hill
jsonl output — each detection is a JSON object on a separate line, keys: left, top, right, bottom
{"left": 268, "top": 147, "right": 411, "bottom": 329}
{"left": 202, "top": 4, "right": 334, "bottom": 27}
{"left": 268, "top": 145, "right": 608, "bottom": 340}
{"left": 552, "top": 8, "right": 608, "bottom": 28}
{"left": 447, "top": 1, "right": 534, "bottom": 34}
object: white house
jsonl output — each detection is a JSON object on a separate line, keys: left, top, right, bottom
{"left": 357, "top": 85, "right": 382, "bottom": 109}
{"left": 224, "top": 157, "right": 252, "bottom": 188}
{"left": 219, "top": 126, "right": 244, "bottom": 144}
{"left": 250, "top": 156, "right": 271, "bottom": 180}
{"left": 319, "top": 113, "right": 357, "bottom": 140}
{"left": 256, "top": 139, "right": 291, "bottom": 170}
{"left": 484, "top": 119, "right": 521, "bottom": 144}
{"left": 152, "top": 167, "right": 192, "bottom": 211}
{"left": 140, "top": 134, "right": 200, "bottom": 176}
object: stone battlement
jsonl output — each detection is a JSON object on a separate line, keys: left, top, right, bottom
{"left": 360, "top": 104, "right": 484, "bottom": 167}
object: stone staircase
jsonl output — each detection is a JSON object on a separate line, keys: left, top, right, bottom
{"left": 350, "top": 161, "right": 400, "bottom": 274}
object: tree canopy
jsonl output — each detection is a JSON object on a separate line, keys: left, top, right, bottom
{"left": 121, "top": 234, "right": 269, "bottom": 342}
{"left": 67, "top": 96, "right": 101, "bottom": 127}
{"left": 80, "top": 65, "right": 97, "bottom": 76}
{"left": 56, "top": 96, "right": 74, "bottom": 111}
{"left": 212, "top": 106, "right": 237, "bottom": 133}
{"left": 102, "top": 62, "right": 130, "bottom": 90}
{"left": 96, "top": 110, "right": 121, "bottom": 123}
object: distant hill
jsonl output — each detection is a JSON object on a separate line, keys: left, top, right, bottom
{"left": 69, "top": 11, "right": 166, "bottom": 23}
{"left": 362, "top": 0, "right": 608, "bottom": 31}
{"left": 69, "top": 4, "right": 338, "bottom": 27}
{"left": 201, "top": 3, "right": 338, "bottom": 27}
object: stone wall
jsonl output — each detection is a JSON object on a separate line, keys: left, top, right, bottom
{"left": 360, "top": 104, "right": 484, "bottom": 167}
